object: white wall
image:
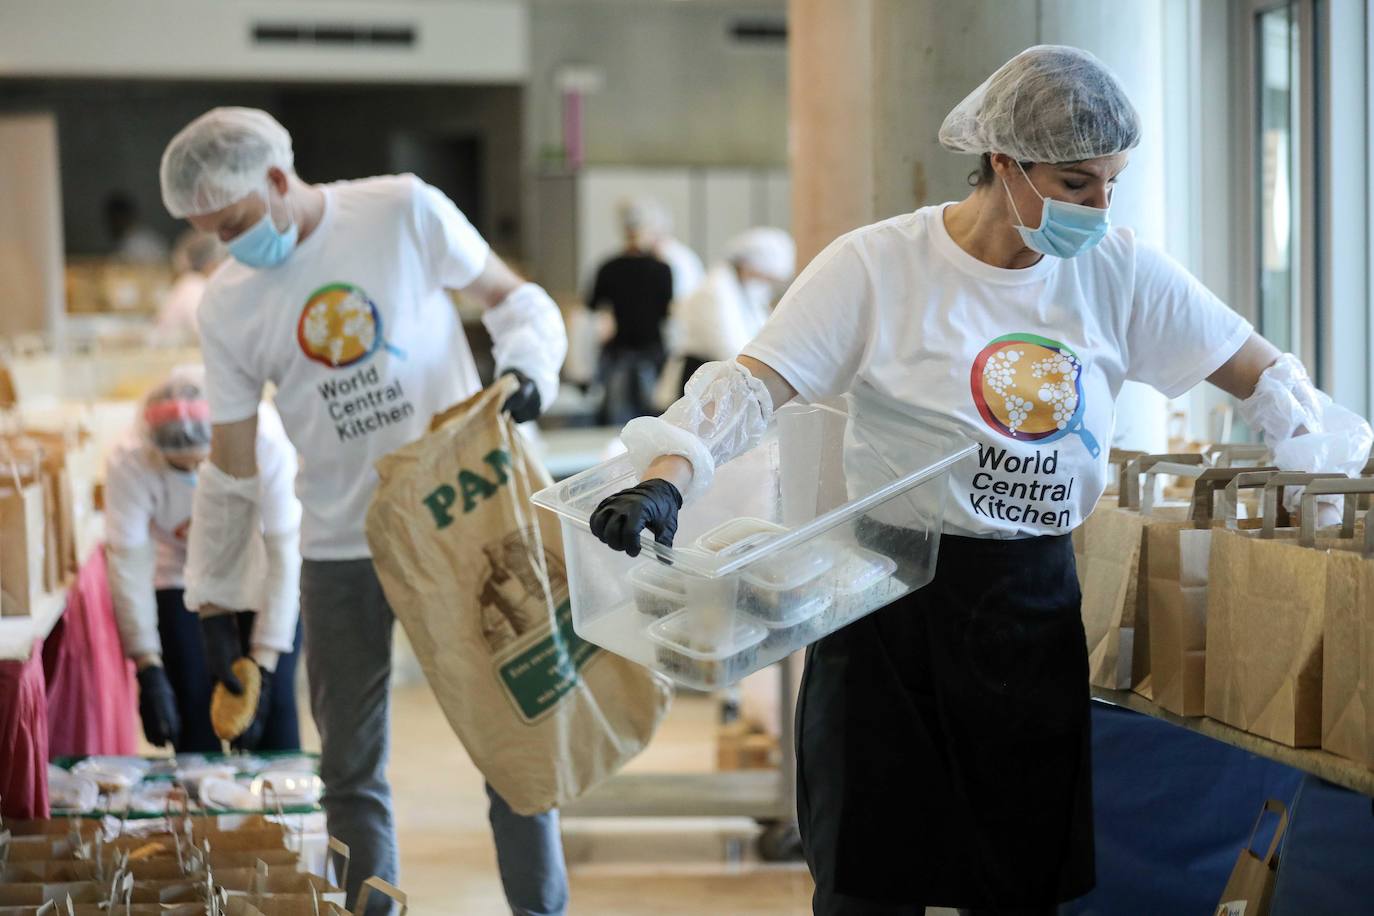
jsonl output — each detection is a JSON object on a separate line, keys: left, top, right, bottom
{"left": 0, "top": 0, "right": 528, "bottom": 82}
{"left": 526, "top": 0, "right": 788, "bottom": 168}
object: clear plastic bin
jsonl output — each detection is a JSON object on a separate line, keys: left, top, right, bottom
{"left": 531, "top": 393, "right": 975, "bottom": 689}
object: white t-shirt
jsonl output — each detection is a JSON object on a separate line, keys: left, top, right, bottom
{"left": 660, "top": 237, "right": 706, "bottom": 303}
{"left": 105, "top": 405, "right": 300, "bottom": 588}
{"left": 676, "top": 264, "right": 771, "bottom": 362}
{"left": 198, "top": 174, "right": 490, "bottom": 559}
{"left": 742, "top": 204, "right": 1253, "bottom": 539}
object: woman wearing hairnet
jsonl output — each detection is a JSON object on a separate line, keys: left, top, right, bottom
{"left": 669, "top": 227, "right": 795, "bottom": 398}
{"left": 106, "top": 367, "right": 302, "bottom": 753}
{"left": 588, "top": 46, "right": 1372, "bottom": 914}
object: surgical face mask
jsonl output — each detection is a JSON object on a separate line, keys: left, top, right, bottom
{"left": 227, "top": 186, "right": 298, "bottom": 268}
{"left": 1002, "top": 161, "right": 1110, "bottom": 259}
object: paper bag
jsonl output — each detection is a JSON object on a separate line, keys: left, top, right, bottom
{"left": 0, "top": 480, "right": 46, "bottom": 616}
{"left": 366, "top": 378, "right": 672, "bottom": 815}
{"left": 1214, "top": 799, "right": 1287, "bottom": 916}
{"left": 1075, "top": 454, "right": 1195, "bottom": 690}
{"left": 1143, "top": 466, "right": 1276, "bottom": 715}
{"left": 1307, "top": 484, "right": 1374, "bottom": 766}
{"left": 1204, "top": 475, "right": 1369, "bottom": 746}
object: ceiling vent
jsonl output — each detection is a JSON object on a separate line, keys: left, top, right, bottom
{"left": 252, "top": 22, "right": 418, "bottom": 49}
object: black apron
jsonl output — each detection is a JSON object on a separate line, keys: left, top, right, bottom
{"left": 797, "top": 530, "right": 1094, "bottom": 913}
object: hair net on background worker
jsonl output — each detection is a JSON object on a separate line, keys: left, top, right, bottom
{"left": 726, "top": 228, "right": 796, "bottom": 281}
{"left": 939, "top": 44, "right": 1142, "bottom": 164}
{"left": 141, "top": 365, "right": 212, "bottom": 459}
{"left": 160, "top": 107, "right": 295, "bottom": 218}
{"left": 618, "top": 197, "right": 671, "bottom": 236}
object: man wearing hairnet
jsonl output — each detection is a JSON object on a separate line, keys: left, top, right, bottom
{"left": 159, "top": 108, "right": 569, "bottom": 915}
{"left": 106, "top": 367, "right": 302, "bottom": 753}
{"left": 586, "top": 46, "right": 1372, "bottom": 913}
{"left": 619, "top": 196, "right": 705, "bottom": 303}
{"left": 588, "top": 200, "right": 677, "bottom": 424}
{"left": 669, "top": 227, "right": 794, "bottom": 398}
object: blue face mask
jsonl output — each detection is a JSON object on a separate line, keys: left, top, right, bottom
{"left": 1003, "top": 162, "right": 1110, "bottom": 259}
{"left": 227, "top": 189, "right": 298, "bottom": 268}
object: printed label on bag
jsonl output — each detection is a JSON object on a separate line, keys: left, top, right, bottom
{"left": 1215, "top": 901, "right": 1247, "bottom": 916}
{"left": 496, "top": 599, "right": 600, "bottom": 723}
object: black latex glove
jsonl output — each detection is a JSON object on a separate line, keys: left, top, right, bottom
{"left": 589, "top": 479, "right": 683, "bottom": 558}
{"left": 232, "top": 664, "right": 273, "bottom": 752}
{"left": 136, "top": 664, "right": 181, "bottom": 748}
{"left": 500, "top": 369, "right": 542, "bottom": 423}
{"left": 200, "top": 613, "right": 244, "bottom": 695}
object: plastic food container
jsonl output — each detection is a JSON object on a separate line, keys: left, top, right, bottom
{"left": 531, "top": 393, "right": 974, "bottom": 688}
{"left": 628, "top": 560, "right": 691, "bottom": 618}
{"left": 828, "top": 547, "right": 901, "bottom": 622}
{"left": 647, "top": 608, "right": 767, "bottom": 689}
{"left": 755, "top": 592, "right": 833, "bottom": 651}
{"left": 696, "top": 518, "right": 838, "bottom": 624}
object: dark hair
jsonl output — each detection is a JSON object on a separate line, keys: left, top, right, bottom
{"left": 968, "top": 153, "right": 1037, "bottom": 188}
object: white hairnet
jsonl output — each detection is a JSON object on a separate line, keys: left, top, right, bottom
{"left": 939, "top": 45, "right": 1141, "bottom": 164}
{"left": 618, "top": 196, "right": 671, "bottom": 235}
{"left": 726, "top": 228, "right": 795, "bottom": 281}
{"left": 140, "top": 364, "right": 211, "bottom": 457}
{"left": 160, "top": 107, "right": 294, "bottom": 218}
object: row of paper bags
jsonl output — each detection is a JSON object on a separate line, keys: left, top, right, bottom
{"left": 1076, "top": 447, "right": 1374, "bottom": 763}
{"left": 0, "top": 428, "right": 96, "bottom": 617}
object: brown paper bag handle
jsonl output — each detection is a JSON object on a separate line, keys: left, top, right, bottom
{"left": 1140, "top": 461, "right": 1205, "bottom": 516}
{"left": 327, "top": 836, "right": 350, "bottom": 897}
{"left": 1107, "top": 449, "right": 1145, "bottom": 497}
{"left": 1221, "top": 471, "right": 1286, "bottom": 529}
{"left": 1120, "top": 453, "right": 1205, "bottom": 509}
{"left": 1261, "top": 472, "right": 1346, "bottom": 537}
{"left": 1244, "top": 799, "right": 1289, "bottom": 867}
{"left": 1298, "top": 478, "right": 1374, "bottom": 547}
{"left": 1185, "top": 466, "right": 1278, "bottom": 528}
{"left": 355, "top": 877, "right": 407, "bottom": 916}
{"left": 1205, "top": 443, "right": 1271, "bottom": 467}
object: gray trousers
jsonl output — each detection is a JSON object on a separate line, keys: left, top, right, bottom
{"left": 301, "top": 559, "right": 570, "bottom": 916}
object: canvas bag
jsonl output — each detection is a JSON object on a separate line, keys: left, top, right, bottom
{"left": 366, "top": 378, "right": 672, "bottom": 815}
{"left": 1214, "top": 799, "right": 1288, "bottom": 916}
{"left": 1141, "top": 464, "right": 1278, "bottom": 715}
{"left": 1074, "top": 453, "right": 1195, "bottom": 690}
{"left": 1204, "top": 474, "right": 1372, "bottom": 747}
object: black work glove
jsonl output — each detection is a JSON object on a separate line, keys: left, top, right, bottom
{"left": 232, "top": 664, "right": 273, "bottom": 752}
{"left": 500, "top": 369, "right": 542, "bottom": 424}
{"left": 136, "top": 664, "right": 181, "bottom": 748}
{"left": 200, "top": 613, "right": 245, "bottom": 695}
{"left": 589, "top": 479, "right": 683, "bottom": 558}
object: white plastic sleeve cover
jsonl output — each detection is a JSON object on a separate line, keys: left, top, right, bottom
{"left": 620, "top": 360, "right": 775, "bottom": 503}
{"left": 249, "top": 530, "right": 301, "bottom": 672}
{"left": 1239, "top": 353, "right": 1374, "bottom": 511}
{"left": 184, "top": 462, "right": 268, "bottom": 615}
{"left": 481, "top": 282, "right": 568, "bottom": 413}
{"left": 108, "top": 541, "right": 161, "bottom": 660}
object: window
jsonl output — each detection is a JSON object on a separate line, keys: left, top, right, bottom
{"left": 1256, "top": 3, "right": 1300, "bottom": 354}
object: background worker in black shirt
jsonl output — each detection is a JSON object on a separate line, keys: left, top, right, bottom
{"left": 588, "top": 211, "right": 675, "bottom": 424}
